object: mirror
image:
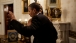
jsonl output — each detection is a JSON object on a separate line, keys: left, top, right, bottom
{"left": 45, "top": 0, "right": 61, "bottom": 21}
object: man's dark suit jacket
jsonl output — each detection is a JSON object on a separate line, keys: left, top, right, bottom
{"left": 10, "top": 13, "right": 58, "bottom": 43}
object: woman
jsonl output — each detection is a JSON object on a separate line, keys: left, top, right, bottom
{"left": 8, "top": 2, "right": 57, "bottom": 43}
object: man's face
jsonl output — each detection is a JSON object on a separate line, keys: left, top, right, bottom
{"left": 28, "top": 7, "right": 36, "bottom": 17}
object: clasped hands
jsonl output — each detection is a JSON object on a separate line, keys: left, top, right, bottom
{"left": 8, "top": 11, "right": 31, "bottom": 26}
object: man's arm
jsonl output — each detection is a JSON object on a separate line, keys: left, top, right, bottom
{"left": 10, "top": 18, "right": 41, "bottom": 37}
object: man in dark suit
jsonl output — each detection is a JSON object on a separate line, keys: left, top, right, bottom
{"left": 8, "top": 2, "right": 58, "bottom": 43}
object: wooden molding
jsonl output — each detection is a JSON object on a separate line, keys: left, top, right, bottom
{"left": 0, "top": 22, "right": 1, "bottom": 24}
{"left": 69, "top": 30, "right": 76, "bottom": 39}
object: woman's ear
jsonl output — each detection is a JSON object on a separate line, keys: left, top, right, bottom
{"left": 33, "top": 8, "right": 36, "bottom": 13}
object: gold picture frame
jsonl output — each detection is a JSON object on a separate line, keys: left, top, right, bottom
{"left": 45, "top": 0, "right": 61, "bottom": 21}
{"left": 22, "top": 0, "right": 30, "bottom": 14}
{"left": 50, "top": 0, "right": 56, "bottom": 4}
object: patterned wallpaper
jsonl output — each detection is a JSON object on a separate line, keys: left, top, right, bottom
{"left": 61, "top": 0, "right": 76, "bottom": 31}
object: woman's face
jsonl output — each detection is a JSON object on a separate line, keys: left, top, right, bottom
{"left": 28, "top": 7, "right": 36, "bottom": 17}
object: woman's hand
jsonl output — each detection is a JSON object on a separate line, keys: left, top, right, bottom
{"left": 8, "top": 11, "right": 16, "bottom": 21}
{"left": 27, "top": 18, "right": 32, "bottom": 26}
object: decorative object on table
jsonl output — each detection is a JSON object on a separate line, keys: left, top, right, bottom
{"left": 7, "top": 30, "right": 18, "bottom": 42}
{"left": 0, "top": 38, "right": 8, "bottom": 43}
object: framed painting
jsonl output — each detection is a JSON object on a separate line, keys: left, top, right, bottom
{"left": 45, "top": 0, "right": 61, "bottom": 21}
{"left": 22, "top": 0, "right": 30, "bottom": 14}
{"left": 47, "top": 7, "right": 61, "bottom": 21}
{"left": 50, "top": 8, "right": 61, "bottom": 18}
{"left": 50, "top": 0, "right": 56, "bottom": 4}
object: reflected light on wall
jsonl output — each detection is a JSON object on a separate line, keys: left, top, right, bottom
{"left": 37, "top": 0, "right": 40, "bottom": 3}
{"left": 4, "top": 5, "right": 8, "bottom": 12}
{"left": 36, "top": 0, "right": 45, "bottom": 13}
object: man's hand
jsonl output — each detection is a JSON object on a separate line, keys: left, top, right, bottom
{"left": 8, "top": 11, "right": 16, "bottom": 21}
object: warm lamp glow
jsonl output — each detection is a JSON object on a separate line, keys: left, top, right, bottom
{"left": 4, "top": 5, "right": 8, "bottom": 12}
{"left": 24, "top": 19, "right": 28, "bottom": 22}
{"left": 19, "top": 19, "right": 22, "bottom": 21}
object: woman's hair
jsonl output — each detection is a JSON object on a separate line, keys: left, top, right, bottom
{"left": 29, "top": 2, "right": 43, "bottom": 14}
{"left": 39, "top": 4, "right": 43, "bottom": 14}
{"left": 29, "top": 2, "right": 41, "bottom": 12}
